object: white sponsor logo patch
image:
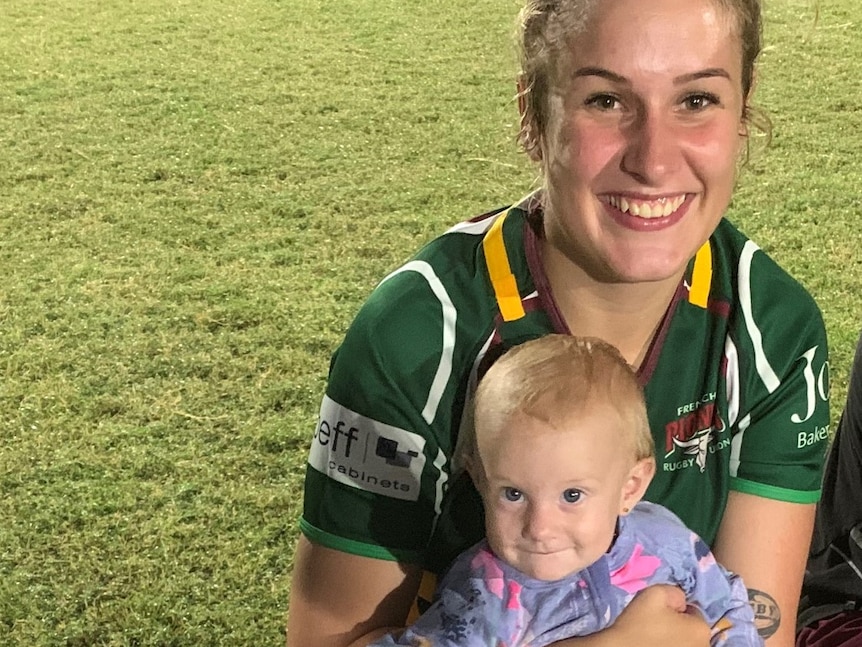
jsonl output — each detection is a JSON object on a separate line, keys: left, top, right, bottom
{"left": 308, "top": 395, "right": 426, "bottom": 502}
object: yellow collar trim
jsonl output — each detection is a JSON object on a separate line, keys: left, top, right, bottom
{"left": 483, "top": 210, "right": 526, "bottom": 322}
{"left": 688, "top": 241, "right": 713, "bottom": 308}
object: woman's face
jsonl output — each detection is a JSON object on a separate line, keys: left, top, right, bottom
{"left": 538, "top": 0, "right": 747, "bottom": 284}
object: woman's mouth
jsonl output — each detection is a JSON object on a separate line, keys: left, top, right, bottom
{"left": 604, "top": 194, "right": 687, "bottom": 219}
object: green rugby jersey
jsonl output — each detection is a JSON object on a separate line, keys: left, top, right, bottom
{"left": 300, "top": 194, "right": 829, "bottom": 575}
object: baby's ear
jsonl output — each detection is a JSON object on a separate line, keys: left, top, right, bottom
{"left": 620, "top": 457, "right": 656, "bottom": 515}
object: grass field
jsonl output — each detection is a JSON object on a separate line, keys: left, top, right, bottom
{"left": 1, "top": 0, "right": 859, "bottom": 644}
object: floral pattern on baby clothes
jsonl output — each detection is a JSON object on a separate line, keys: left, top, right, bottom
{"left": 609, "top": 543, "right": 663, "bottom": 595}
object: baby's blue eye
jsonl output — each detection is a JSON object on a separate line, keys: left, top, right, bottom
{"left": 503, "top": 487, "right": 523, "bottom": 502}
{"left": 562, "top": 488, "right": 582, "bottom": 504}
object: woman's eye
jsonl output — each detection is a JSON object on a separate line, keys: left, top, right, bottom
{"left": 562, "top": 488, "right": 582, "bottom": 504}
{"left": 586, "top": 94, "right": 620, "bottom": 111}
{"left": 503, "top": 487, "right": 523, "bottom": 502}
{"left": 683, "top": 93, "right": 719, "bottom": 111}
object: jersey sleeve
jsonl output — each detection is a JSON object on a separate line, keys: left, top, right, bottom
{"left": 299, "top": 262, "right": 465, "bottom": 563}
{"left": 727, "top": 242, "right": 830, "bottom": 502}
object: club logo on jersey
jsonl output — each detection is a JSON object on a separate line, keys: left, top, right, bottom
{"left": 663, "top": 396, "right": 728, "bottom": 473}
{"left": 308, "top": 395, "right": 426, "bottom": 501}
{"left": 672, "top": 428, "right": 714, "bottom": 472}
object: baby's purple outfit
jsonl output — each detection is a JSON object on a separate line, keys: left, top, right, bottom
{"left": 372, "top": 501, "right": 762, "bottom": 647}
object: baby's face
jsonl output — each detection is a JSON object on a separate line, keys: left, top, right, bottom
{"left": 476, "top": 407, "right": 641, "bottom": 581}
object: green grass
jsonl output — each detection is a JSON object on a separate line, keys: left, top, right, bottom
{"left": 0, "top": 0, "right": 859, "bottom": 644}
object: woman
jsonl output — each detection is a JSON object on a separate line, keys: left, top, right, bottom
{"left": 288, "top": 1, "right": 830, "bottom": 646}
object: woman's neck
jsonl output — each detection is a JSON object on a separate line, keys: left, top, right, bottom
{"left": 541, "top": 241, "right": 684, "bottom": 369}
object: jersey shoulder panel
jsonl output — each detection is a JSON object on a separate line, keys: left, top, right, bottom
{"left": 328, "top": 215, "right": 503, "bottom": 425}
{"left": 709, "top": 219, "right": 824, "bottom": 329}
{"left": 302, "top": 205, "right": 539, "bottom": 560}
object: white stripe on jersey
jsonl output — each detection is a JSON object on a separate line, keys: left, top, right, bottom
{"left": 451, "top": 329, "right": 496, "bottom": 473}
{"left": 725, "top": 335, "right": 740, "bottom": 428}
{"left": 432, "top": 447, "right": 448, "bottom": 517}
{"left": 446, "top": 216, "right": 498, "bottom": 236}
{"left": 729, "top": 413, "right": 751, "bottom": 478}
{"left": 432, "top": 331, "right": 496, "bottom": 532}
{"left": 380, "top": 260, "right": 457, "bottom": 425}
{"left": 739, "top": 241, "right": 780, "bottom": 393}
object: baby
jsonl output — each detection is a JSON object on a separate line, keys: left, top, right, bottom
{"left": 372, "top": 334, "right": 762, "bottom": 647}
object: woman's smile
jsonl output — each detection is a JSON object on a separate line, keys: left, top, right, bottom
{"left": 601, "top": 194, "right": 688, "bottom": 219}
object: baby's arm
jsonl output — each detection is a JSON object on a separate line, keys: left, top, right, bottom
{"left": 370, "top": 546, "right": 529, "bottom": 647}
{"left": 370, "top": 587, "right": 501, "bottom": 647}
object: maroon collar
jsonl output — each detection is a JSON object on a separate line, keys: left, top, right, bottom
{"left": 519, "top": 198, "right": 684, "bottom": 386}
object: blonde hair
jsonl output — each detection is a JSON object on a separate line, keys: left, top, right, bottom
{"left": 466, "top": 335, "right": 654, "bottom": 466}
{"left": 515, "top": 0, "right": 769, "bottom": 160}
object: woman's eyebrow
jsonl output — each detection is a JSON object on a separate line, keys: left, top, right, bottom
{"left": 572, "top": 66, "right": 627, "bottom": 84}
{"left": 571, "top": 66, "right": 732, "bottom": 85}
{"left": 674, "top": 68, "right": 731, "bottom": 84}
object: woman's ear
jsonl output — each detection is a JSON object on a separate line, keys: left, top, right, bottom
{"left": 619, "top": 457, "right": 656, "bottom": 515}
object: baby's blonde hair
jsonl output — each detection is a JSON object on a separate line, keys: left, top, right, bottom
{"left": 466, "top": 335, "right": 654, "bottom": 467}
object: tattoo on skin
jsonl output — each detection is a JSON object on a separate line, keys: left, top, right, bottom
{"left": 748, "top": 589, "right": 781, "bottom": 639}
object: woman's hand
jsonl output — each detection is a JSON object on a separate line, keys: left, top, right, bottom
{"left": 552, "top": 585, "right": 711, "bottom": 647}
{"left": 613, "top": 585, "right": 711, "bottom": 644}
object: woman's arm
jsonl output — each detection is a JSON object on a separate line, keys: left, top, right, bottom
{"left": 549, "top": 586, "right": 711, "bottom": 647}
{"left": 286, "top": 536, "right": 422, "bottom": 647}
{"left": 713, "top": 491, "right": 816, "bottom": 647}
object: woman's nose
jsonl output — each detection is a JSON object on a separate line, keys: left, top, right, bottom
{"left": 620, "top": 108, "right": 680, "bottom": 185}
